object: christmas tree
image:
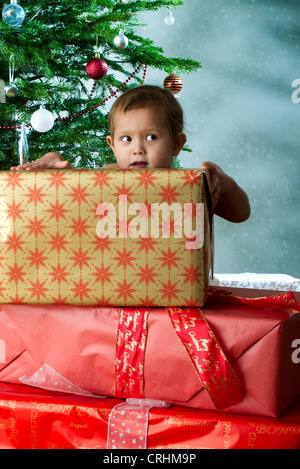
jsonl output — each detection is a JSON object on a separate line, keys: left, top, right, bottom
{"left": 0, "top": 0, "right": 201, "bottom": 169}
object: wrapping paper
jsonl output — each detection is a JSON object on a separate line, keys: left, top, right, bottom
{"left": 0, "top": 289, "right": 299, "bottom": 417}
{"left": 0, "top": 383, "right": 299, "bottom": 449}
{"left": 0, "top": 168, "right": 212, "bottom": 307}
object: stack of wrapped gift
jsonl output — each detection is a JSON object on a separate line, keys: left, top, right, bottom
{"left": 0, "top": 168, "right": 299, "bottom": 449}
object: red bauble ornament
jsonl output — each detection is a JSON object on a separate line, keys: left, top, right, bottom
{"left": 163, "top": 73, "right": 183, "bottom": 94}
{"left": 85, "top": 57, "right": 108, "bottom": 80}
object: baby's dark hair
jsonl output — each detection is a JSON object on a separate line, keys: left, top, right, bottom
{"left": 108, "top": 85, "right": 184, "bottom": 138}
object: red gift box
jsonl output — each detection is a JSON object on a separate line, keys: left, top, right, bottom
{"left": 0, "top": 383, "right": 299, "bottom": 449}
{"left": 0, "top": 289, "right": 298, "bottom": 418}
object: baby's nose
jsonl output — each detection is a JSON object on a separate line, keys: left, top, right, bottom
{"left": 133, "top": 139, "right": 146, "bottom": 155}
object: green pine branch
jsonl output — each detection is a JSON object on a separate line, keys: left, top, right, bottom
{"left": 0, "top": 0, "right": 201, "bottom": 169}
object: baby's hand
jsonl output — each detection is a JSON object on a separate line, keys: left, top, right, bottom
{"left": 11, "top": 152, "right": 70, "bottom": 171}
{"left": 201, "top": 160, "right": 250, "bottom": 222}
{"left": 201, "top": 161, "right": 225, "bottom": 209}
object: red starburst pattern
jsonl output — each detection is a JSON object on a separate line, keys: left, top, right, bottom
{"left": 48, "top": 263, "right": 70, "bottom": 285}
{"left": 116, "top": 212, "right": 129, "bottom": 239}
{"left": 4, "top": 200, "right": 25, "bottom": 222}
{"left": 178, "top": 170, "right": 202, "bottom": 189}
{"left": 90, "top": 263, "right": 114, "bottom": 285}
{"left": 157, "top": 279, "right": 181, "bottom": 302}
{"left": 50, "top": 293, "right": 69, "bottom": 304}
{"left": 125, "top": 197, "right": 151, "bottom": 236}
{"left": 87, "top": 200, "right": 100, "bottom": 220}
{"left": 28, "top": 279, "right": 49, "bottom": 301}
{"left": 0, "top": 169, "right": 209, "bottom": 307}
{"left": 135, "top": 237, "right": 158, "bottom": 254}
{"left": 93, "top": 292, "right": 114, "bottom": 305}
{"left": 68, "top": 184, "right": 90, "bottom": 206}
{"left": 180, "top": 264, "right": 203, "bottom": 286}
{"left": 69, "top": 247, "right": 92, "bottom": 269}
{"left": 46, "top": 201, "right": 68, "bottom": 222}
{"left": 47, "top": 232, "right": 69, "bottom": 253}
{"left": 133, "top": 170, "right": 159, "bottom": 189}
{"left": 24, "top": 184, "right": 47, "bottom": 206}
{"left": 187, "top": 293, "right": 204, "bottom": 307}
{"left": 135, "top": 293, "right": 157, "bottom": 306}
{"left": 5, "top": 231, "right": 26, "bottom": 253}
{"left": 0, "top": 254, "right": 7, "bottom": 269}
{"left": 112, "top": 183, "right": 136, "bottom": 203}
{"left": 113, "top": 279, "right": 137, "bottom": 302}
{"left": 45, "top": 171, "right": 70, "bottom": 189}
{"left": 0, "top": 281, "right": 6, "bottom": 297}
{"left": 156, "top": 183, "right": 181, "bottom": 204}
{"left": 8, "top": 293, "right": 26, "bottom": 303}
{"left": 160, "top": 210, "right": 182, "bottom": 238}
{"left": 5, "top": 262, "right": 27, "bottom": 284}
{"left": 68, "top": 215, "right": 91, "bottom": 238}
{"left": 70, "top": 279, "right": 93, "bottom": 302}
{"left": 157, "top": 247, "right": 181, "bottom": 270}
{"left": 24, "top": 215, "right": 47, "bottom": 238}
{"left": 89, "top": 234, "right": 114, "bottom": 253}
{"left": 113, "top": 247, "right": 136, "bottom": 270}
{"left": 26, "top": 248, "right": 48, "bottom": 269}
{"left": 2, "top": 172, "right": 25, "bottom": 189}
{"left": 183, "top": 201, "right": 198, "bottom": 223}
{"left": 89, "top": 171, "right": 114, "bottom": 189}
{"left": 135, "top": 263, "right": 159, "bottom": 286}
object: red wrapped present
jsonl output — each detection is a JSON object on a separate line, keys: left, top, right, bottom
{"left": 0, "top": 289, "right": 298, "bottom": 418}
{"left": 0, "top": 169, "right": 213, "bottom": 307}
{"left": 0, "top": 383, "right": 299, "bottom": 449}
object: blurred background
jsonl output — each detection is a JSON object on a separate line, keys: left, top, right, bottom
{"left": 139, "top": 0, "right": 299, "bottom": 278}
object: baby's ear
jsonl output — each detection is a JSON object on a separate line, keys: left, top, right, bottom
{"left": 106, "top": 135, "right": 114, "bottom": 150}
{"left": 173, "top": 133, "right": 187, "bottom": 156}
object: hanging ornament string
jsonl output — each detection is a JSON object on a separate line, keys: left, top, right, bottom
{"left": 60, "top": 63, "right": 147, "bottom": 124}
{"left": 5, "top": 55, "right": 19, "bottom": 98}
{"left": 90, "top": 63, "right": 147, "bottom": 101}
{"left": 0, "top": 64, "right": 148, "bottom": 130}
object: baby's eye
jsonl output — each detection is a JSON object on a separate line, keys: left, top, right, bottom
{"left": 146, "top": 134, "right": 157, "bottom": 141}
{"left": 121, "top": 136, "right": 132, "bottom": 142}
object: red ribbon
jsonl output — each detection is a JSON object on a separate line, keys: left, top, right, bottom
{"left": 207, "top": 290, "right": 300, "bottom": 314}
{"left": 115, "top": 308, "right": 150, "bottom": 399}
{"left": 167, "top": 307, "right": 244, "bottom": 411}
{"left": 114, "top": 292, "right": 299, "bottom": 408}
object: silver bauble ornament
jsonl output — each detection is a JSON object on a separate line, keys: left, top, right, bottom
{"left": 2, "top": 0, "right": 25, "bottom": 27}
{"left": 5, "top": 83, "right": 18, "bottom": 98}
{"left": 113, "top": 30, "right": 129, "bottom": 50}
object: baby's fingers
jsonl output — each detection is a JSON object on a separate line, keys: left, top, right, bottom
{"left": 54, "top": 160, "right": 70, "bottom": 169}
{"left": 10, "top": 162, "right": 36, "bottom": 171}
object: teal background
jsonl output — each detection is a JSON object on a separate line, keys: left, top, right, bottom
{"left": 140, "top": 0, "right": 300, "bottom": 278}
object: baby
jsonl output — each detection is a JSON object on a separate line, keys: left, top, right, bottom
{"left": 11, "top": 85, "right": 250, "bottom": 223}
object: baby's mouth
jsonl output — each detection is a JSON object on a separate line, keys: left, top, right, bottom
{"left": 130, "top": 161, "right": 148, "bottom": 168}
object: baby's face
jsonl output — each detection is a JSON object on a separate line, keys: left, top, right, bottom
{"left": 106, "top": 106, "right": 185, "bottom": 169}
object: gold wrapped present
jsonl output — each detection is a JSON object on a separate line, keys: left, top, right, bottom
{"left": 0, "top": 169, "right": 213, "bottom": 306}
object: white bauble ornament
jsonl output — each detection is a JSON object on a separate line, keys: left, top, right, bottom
{"left": 164, "top": 11, "right": 175, "bottom": 25}
{"left": 31, "top": 106, "right": 55, "bottom": 133}
{"left": 113, "top": 30, "right": 129, "bottom": 49}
